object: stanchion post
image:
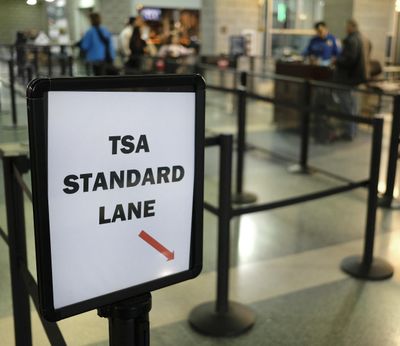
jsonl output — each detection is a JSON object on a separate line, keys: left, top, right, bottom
{"left": 341, "top": 117, "right": 394, "bottom": 280}
{"left": 232, "top": 71, "right": 257, "bottom": 204}
{"left": 249, "top": 56, "right": 255, "bottom": 93}
{"left": 26, "top": 65, "right": 33, "bottom": 84}
{"left": 378, "top": 95, "right": 400, "bottom": 208}
{"left": 8, "top": 59, "right": 17, "bottom": 126}
{"left": 60, "top": 45, "right": 66, "bottom": 75}
{"left": 9, "top": 44, "right": 14, "bottom": 60}
{"left": 288, "top": 80, "right": 311, "bottom": 174}
{"left": 33, "top": 48, "right": 39, "bottom": 77}
{"left": 67, "top": 56, "right": 73, "bottom": 76}
{"left": 86, "top": 62, "right": 91, "bottom": 76}
{"left": 219, "top": 68, "right": 225, "bottom": 88}
{"left": 216, "top": 134, "right": 233, "bottom": 314}
{"left": 3, "top": 155, "right": 32, "bottom": 345}
{"left": 47, "top": 47, "right": 52, "bottom": 76}
{"left": 98, "top": 293, "right": 152, "bottom": 346}
{"left": 189, "top": 134, "right": 255, "bottom": 337}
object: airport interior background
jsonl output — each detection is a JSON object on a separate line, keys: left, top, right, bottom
{"left": 2, "top": 0, "right": 400, "bottom": 345}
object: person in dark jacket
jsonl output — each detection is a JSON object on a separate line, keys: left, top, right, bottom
{"left": 126, "top": 26, "right": 147, "bottom": 71}
{"left": 334, "top": 19, "right": 370, "bottom": 85}
{"left": 333, "top": 19, "right": 371, "bottom": 139}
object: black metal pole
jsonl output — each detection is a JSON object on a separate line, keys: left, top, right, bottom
{"left": 363, "top": 118, "right": 383, "bottom": 266}
{"left": 236, "top": 74, "right": 246, "bottom": 196}
{"left": 86, "top": 62, "right": 91, "bottom": 76}
{"left": 216, "top": 134, "right": 233, "bottom": 314}
{"left": 8, "top": 59, "right": 17, "bottom": 126}
{"left": 249, "top": 56, "right": 255, "bottom": 93}
{"left": 300, "top": 81, "right": 311, "bottom": 168}
{"left": 33, "top": 48, "right": 39, "bottom": 77}
{"left": 98, "top": 293, "right": 152, "bottom": 346}
{"left": 3, "top": 156, "right": 32, "bottom": 346}
{"left": 341, "top": 117, "right": 394, "bottom": 280}
{"left": 379, "top": 95, "right": 400, "bottom": 207}
{"left": 60, "top": 45, "right": 66, "bottom": 75}
{"left": 9, "top": 44, "right": 14, "bottom": 60}
{"left": 220, "top": 68, "right": 225, "bottom": 88}
{"left": 47, "top": 47, "right": 52, "bottom": 76}
{"left": 26, "top": 65, "right": 33, "bottom": 84}
{"left": 67, "top": 55, "right": 73, "bottom": 76}
{"left": 232, "top": 72, "right": 257, "bottom": 204}
{"left": 288, "top": 80, "right": 311, "bottom": 174}
{"left": 189, "top": 135, "right": 255, "bottom": 337}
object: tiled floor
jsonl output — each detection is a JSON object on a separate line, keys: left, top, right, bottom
{"left": 1, "top": 75, "right": 400, "bottom": 345}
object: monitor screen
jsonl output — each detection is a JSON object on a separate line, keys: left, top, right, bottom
{"left": 140, "top": 8, "right": 162, "bottom": 21}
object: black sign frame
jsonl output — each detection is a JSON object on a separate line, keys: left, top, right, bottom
{"left": 27, "top": 74, "right": 205, "bottom": 321}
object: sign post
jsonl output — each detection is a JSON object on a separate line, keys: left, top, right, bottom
{"left": 26, "top": 75, "right": 205, "bottom": 341}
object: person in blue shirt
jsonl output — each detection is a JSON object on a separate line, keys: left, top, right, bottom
{"left": 80, "top": 13, "right": 116, "bottom": 75}
{"left": 304, "top": 21, "right": 339, "bottom": 65}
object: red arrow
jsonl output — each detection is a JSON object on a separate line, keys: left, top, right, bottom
{"left": 138, "top": 230, "right": 175, "bottom": 261}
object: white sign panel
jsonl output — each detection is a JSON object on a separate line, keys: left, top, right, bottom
{"left": 47, "top": 91, "right": 195, "bottom": 309}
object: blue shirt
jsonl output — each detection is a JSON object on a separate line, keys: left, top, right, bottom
{"left": 304, "top": 34, "right": 339, "bottom": 61}
{"left": 81, "top": 26, "right": 116, "bottom": 62}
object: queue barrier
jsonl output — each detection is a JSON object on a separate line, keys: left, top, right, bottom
{"left": 0, "top": 43, "right": 74, "bottom": 127}
{"left": 0, "top": 134, "right": 394, "bottom": 343}
{"left": 189, "top": 135, "right": 256, "bottom": 337}
{"left": 189, "top": 106, "right": 394, "bottom": 337}
{"left": 0, "top": 135, "right": 220, "bottom": 345}
{"left": 0, "top": 144, "right": 67, "bottom": 345}
{"left": 0, "top": 144, "right": 156, "bottom": 346}
{"left": 1, "top": 45, "right": 399, "bottom": 200}
{"left": 0, "top": 56, "right": 36, "bottom": 127}
{"left": 198, "top": 64, "right": 400, "bottom": 210}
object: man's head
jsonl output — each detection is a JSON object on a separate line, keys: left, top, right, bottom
{"left": 90, "top": 13, "right": 101, "bottom": 27}
{"left": 346, "top": 19, "right": 358, "bottom": 34}
{"left": 128, "top": 16, "right": 136, "bottom": 26}
{"left": 314, "top": 21, "right": 328, "bottom": 39}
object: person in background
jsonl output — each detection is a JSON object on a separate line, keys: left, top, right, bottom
{"left": 15, "top": 31, "right": 27, "bottom": 79}
{"left": 126, "top": 26, "right": 147, "bottom": 71}
{"left": 80, "top": 13, "right": 116, "bottom": 75}
{"left": 158, "top": 35, "right": 194, "bottom": 59}
{"left": 31, "top": 29, "right": 50, "bottom": 46}
{"left": 333, "top": 19, "right": 371, "bottom": 139}
{"left": 304, "top": 21, "right": 339, "bottom": 65}
{"left": 118, "top": 16, "right": 135, "bottom": 63}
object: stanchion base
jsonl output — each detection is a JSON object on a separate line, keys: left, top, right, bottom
{"left": 188, "top": 301, "right": 255, "bottom": 337}
{"left": 377, "top": 195, "right": 400, "bottom": 209}
{"left": 232, "top": 192, "right": 257, "bottom": 205}
{"left": 287, "top": 164, "right": 312, "bottom": 174}
{"left": 341, "top": 255, "right": 394, "bottom": 281}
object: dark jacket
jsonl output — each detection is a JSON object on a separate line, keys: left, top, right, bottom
{"left": 334, "top": 31, "right": 369, "bottom": 85}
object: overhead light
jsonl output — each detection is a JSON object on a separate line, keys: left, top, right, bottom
{"left": 56, "top": 0, "right": 66, "bottom": 7}
{"left": 396, "top": 0, "right": 400, "bottom": 12}
{"left": 46, "top": 0, "right": 55, "bottom": 2}
{"left": 26, "top": 0, "right": 37, "bottom": 5}
{"left": 298, "top": 13, "right": 307, "bottom": 21}
{"left": 79, "top": 0, "right": 95, "bottom": 8}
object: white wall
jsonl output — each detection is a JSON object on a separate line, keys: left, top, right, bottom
{"left": 200, "top": 0, "right": 260, "bottom": 55}
{"left": 353, "top": 0, "right": 395, "bottom": 63}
